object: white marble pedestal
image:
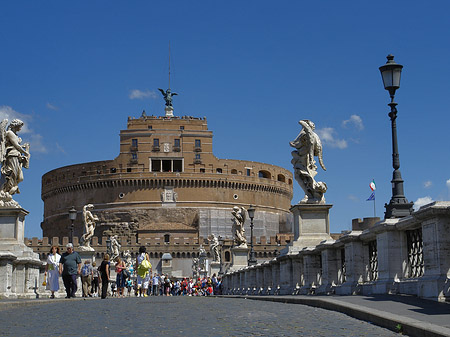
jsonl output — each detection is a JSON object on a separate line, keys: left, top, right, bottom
{"left": 283, "top": 203, "right": 333, "bottom": 254}
{"left": 0, "top": 207, "right": 42, "bottom": 298}
{"left": 230, "top": 246, "right": 249, "bottom": 272}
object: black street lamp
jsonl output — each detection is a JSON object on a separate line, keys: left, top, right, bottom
{"left": 68, "top": 206, "right": 77, "bottom": 243}
{"left": 247, "top": 205, "right": 257, "bottom": 266}
{"left": 379, "top": 54, "right": 414, "bottom": 218}
{"left": 218, "top": 235, "right": 224, "bottom": 276}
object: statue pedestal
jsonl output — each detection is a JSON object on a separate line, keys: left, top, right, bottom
{"left": 230, "top": 246, "right": 249, "bottom": 272}
{"left": 165, "top": 106, "right": 174, "bottom": 117}
{"left": 209, "top": 261, "right": 221, "bottom": 276}
{"left": 283, "top": 204, "right": 333, "bottom": 254}
{"left": 76, "top": 251, "right": 96, "bottom": 297}
{"left": 0, "top": 207, "right": 42, "bottom": 298}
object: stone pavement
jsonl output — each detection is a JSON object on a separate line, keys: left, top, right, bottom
{"left": 1, "top": 296, "right": 398, "bottom": 337}
{"left": 231, "top": 294, "right": 450, "bottom": 337}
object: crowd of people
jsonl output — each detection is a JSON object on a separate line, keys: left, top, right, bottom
{"left": 45, "top": 243, "right": 223, "bottom": 299}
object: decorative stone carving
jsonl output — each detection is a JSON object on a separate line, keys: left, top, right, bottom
{"left": 110, "top": 235, "right": 121, "bottom": 261}
{"left": 232, "top": 206, "right": 247, "bottom": 248}
{"left": 290, "top": 119, "right": 327, "bottom": 204}
{"left": 0, "top": 119, "right": 30, "bottom": 207}
{"left": 209, "top": 234, "right": 220, "bottom": 263}
{"left": 192, "top": 257, "right": 199, "bottom": 277}
{"left": 123, "top": 249, "right": 132, "bottom": 268}
{"left": 79, "top": 204, "right": 98, "bottom": 251}
{"left": 161, "top": 187, "right": 178, "bottom": 203}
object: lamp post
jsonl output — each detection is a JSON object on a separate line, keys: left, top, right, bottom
{"left": 68, "top": 206, "right": 77, "bottom": 243}
{"left": 247, "top": 205, "right": 257, "bottom": 266}
{"left": 218, "top": 235, "right": 224, "bottom": 276}
{"left": 379, "top": 54, "right": 414, "bottom": 218}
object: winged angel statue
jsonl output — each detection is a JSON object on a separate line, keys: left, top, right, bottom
{"left": 290, "top": 120, "right": 327, "bottom": 204}
{"left": 158, "top": 88, "right": 178, "bottom": 107}
{"left": 232, "top": 206, "right": 247, "bottom": 248}
{"left": 0, "top": 119, "right": 30, "bottom": 207}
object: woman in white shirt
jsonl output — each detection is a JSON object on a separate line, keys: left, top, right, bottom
{"left": 45, "top": 245, "right": 61, "bottom": 298}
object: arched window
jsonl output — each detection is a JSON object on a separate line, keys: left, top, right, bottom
{"left": 225, "top": 251, "right": 231, "bottom": 262}
{"left": 277, "top": 174, "right": 285, "bottom": 182}
{"left": 231, "top": 169, "right": 238, "bottom": 174}
{"left": 258, "top": 170, "right": 271, "bottom": 179}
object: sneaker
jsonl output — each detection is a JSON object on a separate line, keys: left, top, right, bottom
{"left": 143, "top": 294, "right": 148, "bottom": 297}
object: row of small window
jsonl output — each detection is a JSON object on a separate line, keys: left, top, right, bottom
{"left": 147, "top": 126, "right": 186, "bottom": 131}
{"left": 132, "top": 139, "right": 201, "bottom": 148}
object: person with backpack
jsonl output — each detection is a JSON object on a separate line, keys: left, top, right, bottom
{"left": 81, "top": 260, "right": 93, "bottom": 297}
{"left": 135, "top": 246, "right": 151, "bottom": 297}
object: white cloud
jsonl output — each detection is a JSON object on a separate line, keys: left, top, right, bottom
{"left": 0, "top": 105, "right": 46, "bottom": 153}
{"left": 424, "top": 180, "right": 432, "bottom": 188}
{"left": 347, "top": 194, "right": 358, "bottom": 202}
{"left": 46, "top": 102, "right": 59, "bottom": 111}
{"left": 342, "top": 114, "right": 364, "bottom": 131}
{"left": 29, "top": 134, "right": 47, "bottom": 153}
{"left": 414, "top": 196, "right": 434, "bottom": 211}
{"left": 129, "top": 89, "right": 158, "bottom": 100}
{"left": 316, "top": 127, "right": 348, "bottom": 149}
{"left": 447, "top": 179, "right": 450, "bottom": 189}
{"left": 0, "top": 105, "right": 31, "bottom": 133}
{"left": 56, "top": 142, "right": 66, "bottom": 154}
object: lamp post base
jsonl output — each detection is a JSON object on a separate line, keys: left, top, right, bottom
{"left": 385, "top": 200, "right": 414, "bottom": 218}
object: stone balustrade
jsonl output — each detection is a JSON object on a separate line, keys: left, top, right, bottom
{"left": 222, "top": 201, "right": 450, "bottom": 302}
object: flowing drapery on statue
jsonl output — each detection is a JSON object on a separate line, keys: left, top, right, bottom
{"left": 209, "top": 234, "right": 220, "bottom": 263}
{"left": 79, "top": 204, "right": 98, "bottom": 251}
{"left": 290, "top": 119, "right": 327, "bottom": 204}
{"left": 0, "top": 119, "right": 30, "bottom": 207}
{"left": 232, "top": 206, "right": 247, "bottom": 248}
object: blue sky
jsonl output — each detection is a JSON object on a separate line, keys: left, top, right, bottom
{"left": 1, "top": 1, "right": 449, "bottom": 238}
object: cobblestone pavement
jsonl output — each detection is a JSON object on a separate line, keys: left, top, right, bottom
{"left": 0, "top": 297, "right": 399, "bottom": 336}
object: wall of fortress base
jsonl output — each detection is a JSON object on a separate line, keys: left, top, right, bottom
{"left": 41, "top": 182, "right": 293, "bottom": 240}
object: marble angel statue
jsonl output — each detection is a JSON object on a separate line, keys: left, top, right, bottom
{"left": 80, "top": 204, "right": 98, "bottom": 251}
{"left": 209, "top": 234, "right": 221, "bottom": 263}
{"left": 232, "top": 206, "right": 247, "bottom": 248}
{"left": 0, "top": 119, "right": 30, "bottom": 206}
{"left": 290, "top": 119, "right": 327, "bottom": 203}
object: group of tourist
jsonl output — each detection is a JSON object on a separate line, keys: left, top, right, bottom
{"left": 44, "top": 243, "right": 222, "bottom": 299}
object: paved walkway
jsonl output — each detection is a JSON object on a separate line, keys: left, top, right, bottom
{"left": 0, "top": 294, "right": 449, "bottom": 336}
{"left": 229, "top": 294, "right": 450, "bottom": 337}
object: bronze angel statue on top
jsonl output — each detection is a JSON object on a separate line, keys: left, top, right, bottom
{"left": 158, "top": 88, "right": 178, "bottom": 107}
{"left": 290, "top": 119, "right": 327, "bottom": 204}
{"left": 0, "top": 119, "right": 30, "bottom": 206}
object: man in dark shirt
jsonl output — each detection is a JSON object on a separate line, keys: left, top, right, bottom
{"left": 59, "top": 243, "right": 82, "bottom": 298}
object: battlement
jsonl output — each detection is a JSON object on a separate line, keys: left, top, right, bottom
{"left": 24, "top": 234, "right": 293, "bottom": 260}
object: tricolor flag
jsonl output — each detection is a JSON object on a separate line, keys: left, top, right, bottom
{"left": 369, "top": 180, "right": 376, "bottom": 191}
{"left": 367, "top": 192, "right": 375, "bottom": 201}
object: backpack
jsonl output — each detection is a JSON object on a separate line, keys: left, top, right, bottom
{"left": 137, "top": 258, "right": 152, "bottom": 278}
{"left": 81, "top": 264, "right": 90, "bottom": 277}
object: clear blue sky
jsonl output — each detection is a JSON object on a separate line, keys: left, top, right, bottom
{"left": 1, "top": 1, "right": 449, "bottom": 238}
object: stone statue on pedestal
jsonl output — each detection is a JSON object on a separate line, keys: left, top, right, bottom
{"left": 290, "top": 119, "right": 327, "bottom": 204}
{"left": 123, "top": 249, "right": 132, "bottom": 268}
{"left": 232, "top": 206, "right": 247, "bottom": 248}
{"left": 209, "top": 234, "right": 220, "bottom": 263}
{"left": 110, "top": 235, "right": 121, "bottom": 261}
{"left": 192, "top": 257, "right": 199, "bottom": 277}
{"left": 0, "top": 119, "right": 30, "bottom": 207}
{"left": 79, "top": 204, "right": 98, "bottom": 251}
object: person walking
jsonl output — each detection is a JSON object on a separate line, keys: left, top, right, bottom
{"left": 99, "top": 254, "right": 111, "bottom": 299}
{"left": 151, "top": 273, "right": 159, "bottom": 296}
{"left": 58, "top": 243, "right": 81, "bottom": 298}
{"left": 44, "top": 245, "right": 61, "bottom": 299}
{"left": 136, "top": 246, "right": 151, "bottom": 297}
{"left": 81, "top": 260, "right": 93, "bottom": 297}
{"left": 91, "top": 261, "right": 100, "bottom": 297}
